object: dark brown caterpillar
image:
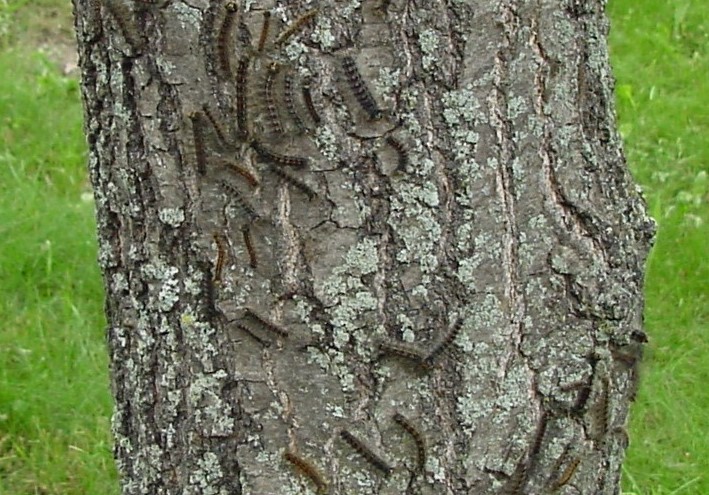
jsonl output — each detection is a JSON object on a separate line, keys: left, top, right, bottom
{"left": 216, "top": 2, "right": 238, "bottom": 75}
{"left": 241, "top": 225, "right": 258, "bottom": 270}
{"left": 340, "top": 429, "right": 393, "bottom": 476}
{"left": 235, "top": 57, "right": 250, "bottom": 137}
{"left": 530, "top": 412, "right": 548, "bottom": 457}
{"left": 392, "top": 413, "right": 425, "bottom": 471}
{"left": 202, "top": 104, "right": 231, "bottom": 147}
{"left": 341, "top": 56, "right": 382, "bottom": 119}
{"left": 218, "top": 180, "right": 259, "bottom": 220}
{"left": 264, "top": 63, "right": 284, "bottom": 135}
{"left": 378, "top": 341, "right": 427, "bottom": 367}
{"left": 251, "top": 140, "right": 308, "bottom": 168}
{"left": 283, "top": 450, "right": 329, "bottom": 494}
{"left": 212, "top": 233, "right": 227, "bottom": 283}
{"left": 220, "top": 159, "right": 259, "bottom": 188}
{"left": 188, "top": 112, "right": 207, "bottom": 175}
{"left": 269, "top": 166, "right": 316, "bottom": 199}
{"left": 591, "top": 376, "right": 611, "bottom": 440}
{"left": 302, "top": 80, "right": 321, "bottom": 125}
{"left": 385, "top": 136, "right": 408, "bottom": 170}
{"left": 234, "top": 322, "right": 270, "bottom": 346}
{"left": 257, "top": 11, "right": 272, "bottom": 52}
{"left": 274, "top": 9, "right": 318, "bottom": 46}
{"left": 283, "top": 73, "right": 307, "bottom": 133}
{"left": 552, "top": 458, "right": 580, "bottom": 490}
{"left": 423, "top": 318, "right": 464, "bottom": 366}
{"left": 244, "top": 308, "right": 289, "bottom": 337}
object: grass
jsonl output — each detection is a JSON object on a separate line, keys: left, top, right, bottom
{"left": 0, "top": 0, "right": 706, "bottom": 494}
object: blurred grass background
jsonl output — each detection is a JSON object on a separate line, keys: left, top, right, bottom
{"left": 0, "top": 1, "right": 706, "bottom": 494}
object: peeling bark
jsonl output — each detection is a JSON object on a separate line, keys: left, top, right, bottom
{"left": 72, "top": 0, "right": 655, "bottom": 493}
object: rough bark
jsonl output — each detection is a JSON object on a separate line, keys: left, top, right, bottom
{"left": 73, "top": 0, "right": 655, "bottom": 493}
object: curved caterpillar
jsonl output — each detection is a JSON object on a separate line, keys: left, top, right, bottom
{"left": 283, "top": 450, "right": 329, "bottom": 494}
{"left": 392, "top": 413, "right": 426, "bottom": 471}
{"left": 341, "top": 56, "right": 382, "bottom": 120}
{"left": 424, "top": 318, "right": 463, "bottom": 366}
{"left": 220, "top": 159, "right": 259, "bottom": 188}
{"left": 274, "top": 9, "right": 318, "bottom": 46}
{"left": 251, "top": 140, "right": 308, "bottom": 168}
{"left": 283, "top": 73, "right": 307, "bottom": 133}
{"left": 269, "top": 166, "right": 316, "bottom": 199}
{"left": 264, "top": 63, "right": 284, "bottom": 135}
{"left": 340, "top": 429, "right": 393, "bottom": 476}
{"left": 385, "top": 136, "right": 408, "bottom": 170}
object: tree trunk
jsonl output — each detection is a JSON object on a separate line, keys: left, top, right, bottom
{"left": 72, "top": 0, "right": 655, "bottom": 493}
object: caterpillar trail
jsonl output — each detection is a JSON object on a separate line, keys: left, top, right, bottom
{"left": 341, "top": 56, "right": 382, "bottom": 120}
{"left": 392, "top": 413, "right": 426, "bottom": 471}
{"left": 216, "top": 2, "right": 238, "bottom": 76}
{"left": 244, "top": 308, "right": 288, "bottom": 337}
{"left": 283, "top": 450, "right": 329, "bottom": 494}
{"left": 274, "top": 9, "right": 318, "bottom": 46}
{"left": 340, "top": 429, "right": 393, "bottom": 476}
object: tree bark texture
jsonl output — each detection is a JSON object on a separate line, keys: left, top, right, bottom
{"left": 73, "top": 0, "right": 655, "bottom": 493}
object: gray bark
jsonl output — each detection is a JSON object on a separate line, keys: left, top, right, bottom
{"left": 72, "top": 0, "right": 655, "bottom": 493}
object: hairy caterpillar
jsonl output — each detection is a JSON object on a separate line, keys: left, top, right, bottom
{"left": 385, "top": 136, "right": 408, "bottom": 170}
{"left": 423, "top": 318, "right": 463, "bottom": 366}
{"left": 392, "top": 413, "right": 425, "bottom": 471}
{"left": 219, "top": 159, "right": 259, "bottom": 188}
{"left": 216, "top": 2, "right": 238, "bottom": 76}
{"left": 241, "top": 225, "right": 258, "bottom": 270}
{"left": 274, "top": 9, "right": 318, "bottom": 46}
{"left": 235, "top": 57, "right": 250, "bottom": 138}
{"left": 251, "top": 140, "right": 308, "bottom": 168}
{"left": 302, "top": 80, "right": 321, "bottom": 125}
{"left": 283, "top": 450, "right": 329, "bottom": 494}
{"left": 552, "top": 458, "right": 580, "bottom": 490}
{"left": 202, "top": 104, "right": 231, "bottom": 147}
{"left": 243, "top": 308, "right": 288, "bottom": 337}
{"left": 269, "top": 166, "right": 316, "bottom": 199}
{"left": 340, "top": 429, "right": 393, "bottom": 476}
{"left": 378, "top": 341, "right": 427, "bottom": 367}
{"left": 264, "top": 63, "right": 284, "bottom": 135}
{"left": 212, "top": 232, "right": 227, "bottom": 283}
{"left": 234, "top": 322, "right": 270, "bottom": 347}
{"left": 218, "top": 180, "right": 259, "bottom": 221}
{"left": 283, "top": 73, "right": 307, "bottom": 133}
{"left": 257, "top": 11, "right": 271, "bottom": 52}
{"left": 341, "top": 56, "right": 382, "bottom": 120}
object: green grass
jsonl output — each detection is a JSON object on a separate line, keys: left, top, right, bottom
{"left": 0, "top": 0, "right": 706, "bottom": 494}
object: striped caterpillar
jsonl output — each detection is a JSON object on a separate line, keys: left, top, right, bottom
{"left": 251, "top": 140, "right": 308, "bottom": 168}
{"left": 552, "top": 458, "right": 580, "bottom": 490}
{"left": 341, "top": 56, "right": 382, "bottom": 120}
{"left": 392, "top": 413, "right": 426, "bottom": 471}
{"left": 378, "top": 341, "right": 428, "bottom": 368}
{"left": 234, "top": 322, "right": 270, "bottom": 346}
{"left": 257, "top": 11, "right": 272, "bottom": 52}
{"left": 216, "top": 2, "right": 238, "bottom": 76}
{"left": 202, "top": 104, "right": 232, "bottom": 147}
{"left": 219, "top": 159, "right": 259, "bottom": 188}
{"left": 274, "top": 9, "right": 318, "bottom": 46}
{"left": 188, "top": 112, "right": 207, "bottom": 176}
{"left": 385, "top": 136, "right": 408, "bottom": 170}
{"left": 218, "top": 180, "right": 259, "bottom": 221}
{"left": 243, "top": 308, "right": 288, "bottom": 337}
{"left": 212, "top": 232, "right": 227, "bottom": 283}
{"left": 302, "top": 80, "right": 321, "bottom": 125}
{"left": 283, "top": 450, "right": 329, "bottom": 494}
{"left": 423, "top": 318, "right": 464, "bottom": 366}
{"left": 340, "top": 429, "right": 393, "bottom": 476}
{"left": 241, "top": 225, "right": 258, "bottom": 269}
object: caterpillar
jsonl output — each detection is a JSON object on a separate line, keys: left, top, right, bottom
{"left": 251, "top": 140, "right": 308, "bottom": 168}
{"left": 241, "top": 225, "right": 258, "bottom": 270}
{"left": 243, "top": 308, "right": 289, "bottom": 337}
{"left": 257, "top": 11, "right": 272, "bottom": 52}
{"left": 202, "top": 104, "right": 231, "bottom": 147}
{"left": 283, "top": 73, "right": 307, "bottom": 133}
{"left": 212, "top": 232, "right": 227, "bottom": 283}
{"left": 302, "top": 80, "right": 321, "bottom": 125}
{"left": 506, "top": 458, "right": 529, "bottom": 495}
{"left": 378, "top": 341, "right": 427, "bottom": 367}
{"left": 340, "top": 429, "right": 393, "bottom": 476}
{"left": 274, "top": 9, "right": 318, "bottom": 46}
{"left": 188, "top": 112, "right": 207, "bottom": 176}
{"left": 385, "top": 136, "right": 408, "bottom": 170}
{"left": 264, "top": 63, "right": 284, "bottom": 135}
{"left": 552, "top": 458, "right": 580, "bottom": 490}
{"left": 341, "top": 56, "right": 382, "bottom": 120}
{"left": 591, "top": 376, "right": 611, "bottom": 440}
{"left": 235, "top": 57, "right": 250, "bottom": 138}
{"left": 218, "top": 180, "right": 259, "bottom": 221}
{"left": 423, "top": 318, "right": 464, "bottom": 366}
{"left": 283, "top": 450, "right": 329, "bottom": 494}
{"left": 235, "top": 322, "right": 270, "bottom": 347}
{"left": 220, "top": 159, "right": 259, "bottom": 188}
{"left": 530, "top": 413, "right": 548, "bottom": 457}
{"left": 216, "top": 2, "right": 238, "bottom": 76}
{"left": 392, "top": 413, "right": 426, "bottom": 471}
{"left": 269, "top": 166, "right": 316, "bottom": 199}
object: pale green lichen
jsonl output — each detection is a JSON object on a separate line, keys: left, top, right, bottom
{"left": 311, "top": 15, "right": 335, "bottom": 49}
{"left": 189, "top": 451, "right": 225, "bottom": 495}
{"left": 159, "top": 207, "right": 185, "bottom": 227}
{"left": 418, "top": 28, "right": 440, "bottom": 70}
